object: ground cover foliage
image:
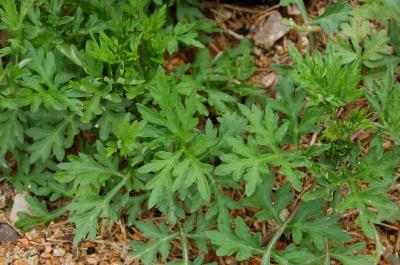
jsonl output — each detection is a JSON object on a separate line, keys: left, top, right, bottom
{"left": 0, "top": 0, "right": 400, "bottom": 264}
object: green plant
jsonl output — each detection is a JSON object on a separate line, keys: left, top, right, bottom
{"left": 0, "top": 0, "right": 399, "bottom": 264}
{"left": 322, "top": 109, "right": 373, "bottom": 143}
{"left": 333, "top": 15, "right": 395, "bottom": 69}
{"left": 366, "top": 66, "right": 400, "bottom": 143}
{"left": 276, "top": 43, "right": 362, "bottom": 112}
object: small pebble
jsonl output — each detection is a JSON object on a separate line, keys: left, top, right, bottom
{"left": 44, "top": 245, "right": 52, "bottom": 253}
{"left": 40, "top": 252, "right": 51, "bottom": 259}
{"left": 27, "top": 255, "right": 39, "bottom": 265}
{"left": 20, "top": 238, "right": 30, "bottom": 249}
{"left": 260, "top": 73, "right": 277, "bottom": 88}
{"left": 63, "top": 254, "right": 75, "bottom": 265}
{"left": 23, "top": 249, "right": 38, "bottom": 259}
{"left": 53, "top": 247, "right": 66, "bottom": 257}
{"left": 86, "top": 257, "right": 99, "bottom": 265}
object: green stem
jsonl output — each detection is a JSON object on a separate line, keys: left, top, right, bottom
{"left": 199, "top": 143, "right": 220, "bottom": 160}
{"left": 292, "top": 123, "right": 300, "bottom": 148}
{"left": 261, "top": 202, "right": 302, "bottom": 265}
{"left": 324, "top": 238, "right": 330, "bottom": 264}
{"left": 294, "top": 25, "right": 322, "bottom": 33}
{"left": 104, "top": 173, "right": 130, "bottom": 204}
{"left": 186, "top": 233, "right": 207, "bottom": 239}
{"left": 178, "top": 223, "right": 190, "bottom": 265}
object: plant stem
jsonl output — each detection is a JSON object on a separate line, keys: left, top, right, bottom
{"left": 260, "top": 201, "right": 302, "bottom": 265}
{"left": 294, "top": 25, "right": 322, "bottom": 33}
{"left": 178, "top": 222, "right": 189, "bottom": 265}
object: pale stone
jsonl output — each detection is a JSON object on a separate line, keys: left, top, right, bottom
{"left": 53, "top": 247, "right": 66, "bottom": 257}
{"left": 254, "top": 11, "right": 290, "bottom": 49}
{"left": 10, "top": 193, "right": 31, "bottom": 223}
{"left": 260, "top": 73, "right": 277, "bottom": 88}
